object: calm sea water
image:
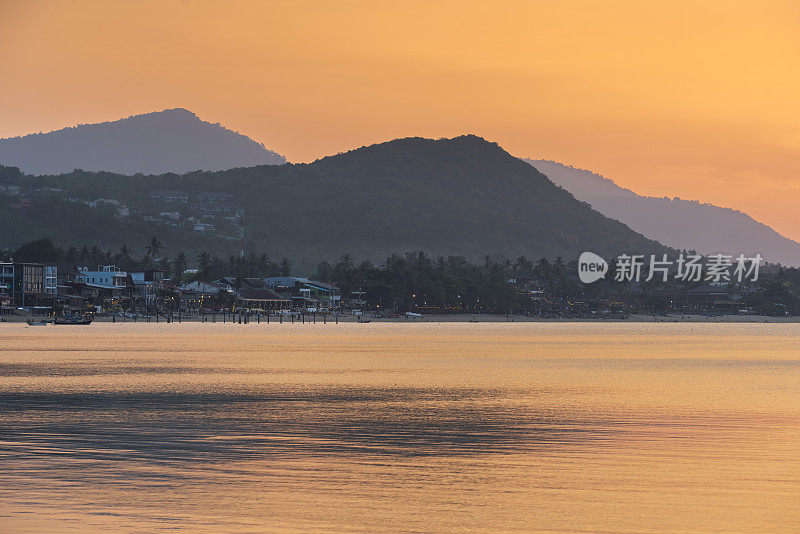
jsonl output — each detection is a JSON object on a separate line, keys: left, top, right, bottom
{"left": 1, "top": 322, "right": 799, "bottom": 532}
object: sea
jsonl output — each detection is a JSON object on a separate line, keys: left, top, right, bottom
{"left": 1, "top": 322, "right": 799, "bottom": 532}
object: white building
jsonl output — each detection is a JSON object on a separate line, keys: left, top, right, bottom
{"left": 44, "top": 266, "right": 58, "bottom": 294}
{"left": 75, "top": 265, "right": 128, "bottom": 288}
{"left": 193, "top": 222, "right": 215, "bottom": 233}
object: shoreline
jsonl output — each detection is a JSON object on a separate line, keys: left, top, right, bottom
{"left": 2, "top": 313, "right": 798, "bottom": 324}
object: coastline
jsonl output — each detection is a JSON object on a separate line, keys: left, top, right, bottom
{"left": 2, "top": 313, "right": 798, "bottom": 324}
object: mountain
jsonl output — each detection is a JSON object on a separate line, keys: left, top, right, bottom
{"left": 527, "top": 159, "right": 800, "bottom": 267}
{"left": 0, "top": 108, "right": 286, "bottom": 175}
{"left": 0, "top": 136, "right": 669, "bottom": 263}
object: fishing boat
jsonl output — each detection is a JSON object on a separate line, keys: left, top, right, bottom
{"left": 26, "top": 318, "right": 47, "bottom": 326}
{"left": 54, "top": 314, "right": 93, "bottom": 325}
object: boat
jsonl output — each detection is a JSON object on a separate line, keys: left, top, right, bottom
{"left": 54, "top": 314, "right": 93, "bottom": 325}
{"left": 26, "top": 318, "right": 47, "bottom": 326}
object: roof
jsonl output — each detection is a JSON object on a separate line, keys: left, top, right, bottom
{"left": 264, "top": 276, "right": 336, "bottom": 291}
{"left": 688, "top": 284, "right": 728, "bottom": 294}
{"left": 199, "top": 192, "right": 235, "bottom": 200}
{"left": 180, "top": 281, "right": 229, "bottom": 294}
{"left": 63, "top": 281, "right": 126, "bottom": 291}
{"left": 151, "top": 189, "right": 188, "bottom": 196}
{"left": 237, "top": 287, "right": 286, "bottom": 301}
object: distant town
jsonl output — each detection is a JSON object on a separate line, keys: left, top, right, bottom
{"left": 1, "top": 237, "right": 798, "bottom": 321}
{"left": 1, "top": 178, "right": 244, "bottom": 239}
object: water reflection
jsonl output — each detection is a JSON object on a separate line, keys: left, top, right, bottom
{"left": 1, "top": 388, "right": 608, "bottom": 464}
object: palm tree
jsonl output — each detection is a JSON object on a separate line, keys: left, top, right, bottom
{"left": 197, "top": 251, "right": 211, "bottom": 274}
{"left": 173, "top": 251, "right": 188, "bottom": 281}
{"left": 146, "top": 235, "right": 162, "bottom": 260}
{"left": 280, "top": 257, "right": 291, "bottom": 276}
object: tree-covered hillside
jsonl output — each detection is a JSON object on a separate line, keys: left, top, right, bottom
{"left": 0, "top": 135, "right": 670, "bottom": 263}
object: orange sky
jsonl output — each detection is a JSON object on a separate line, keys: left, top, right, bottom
{"left": 1, "top": 0, "right": 799, "bottom": 240}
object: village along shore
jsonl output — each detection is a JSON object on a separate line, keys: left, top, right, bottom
{"left": 3, "top": 312, "right": 798, "bottom": 324}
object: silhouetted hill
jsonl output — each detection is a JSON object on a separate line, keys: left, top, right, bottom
{"left": 0, "top": 108, "right": 286, "bottom": 175}
{"left": 528, "top": 159, "right": 800, "bottom": 267}
{"left": 1, "top": 136, "right": 669, "bottom": 263}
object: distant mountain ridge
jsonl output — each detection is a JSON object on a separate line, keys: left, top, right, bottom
{"left": 0, "top": 108, "right": 286, "bottom": 175}
{"left": 527, "top": 159, "right": 800, "bottom": 267}
{"left": 0, "top": 136, "right": 669, "bottom": 263}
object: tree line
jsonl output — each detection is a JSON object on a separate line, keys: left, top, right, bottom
{"left": 3, "top": 237, "right": 799, "bottom": 315}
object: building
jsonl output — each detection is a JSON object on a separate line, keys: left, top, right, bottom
{"left": 150, "top": 190, "right": 189, "bottom": 204}
{"left": 10, "top": 198, "right": 31, "bottom": 210}
{"left": 159, "top": 211, "right": 181, "bottom": 221}
{"left": 656, "top": 283, "right": 738, "bottom": 312}
{"left": 199, "top": 192, "right": 236, "bottom": 216}
{"left": 0, "top": 262, "right": 14, "bottom": 296}
{"left": 88, "top": 198, "right": 121, "bottom": 207}
{"left": 74, "top": 265, "right": 128, "bottom": 287}
{"left": 193, "top": 222, "right": 215, "bottom": 233}
{"left": 263, "top": 277, "right": 340, "bottom": 310}
{"left": 128, "top": 269, "right": 166, "bottom": 307}
{"left": 235, "top": 279, "right": 289, "bottom": 311}
{"left": 0, "top": 184, "right": 21, "bottom": 196}
{"left": 0, "top": 263, "right": 14, "bottom": 314}
{"left": 179, "top": 280, "right": 232, "bottom": 312}
{"left": 63, "top": 265, "right": 130, "bottom": 310}
{"left": 13, "top": 263, "right": 57, "bottom": 308}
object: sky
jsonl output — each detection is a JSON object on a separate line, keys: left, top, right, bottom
{"left": 1, "top": 0, "right": 799, "bottom": 240}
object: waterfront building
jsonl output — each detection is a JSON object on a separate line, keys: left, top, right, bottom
{"left": 263, "top": 277, "right": 341, "bottom": 310}
{"left": 13, "top": 262, "right": 57, "bottom": 308}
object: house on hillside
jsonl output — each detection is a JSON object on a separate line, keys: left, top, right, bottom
{"left": 193, "top": 222, "right": 215, "bottom": 233}
{"left": 150, "top": 190, "right": 188, "bottom": 204}
{"left": 10, "top": 198, "right": 31, "bottom": 210}
{"left": 199, "top": 192, "right": 236, "bottom": 217}
{"left": 0, "top": 184, "right": 21, "bottom": 196}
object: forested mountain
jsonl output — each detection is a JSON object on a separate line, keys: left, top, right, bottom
{"left": 528, "top": 160, "right": 800, "bottom": 267}
{"left": 0, "top": 108, "right": 286, "bottom": 175}
{"left": 0, "top": 136, "right": 668, "bottom": 263}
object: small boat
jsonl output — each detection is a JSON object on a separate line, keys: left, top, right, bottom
{"left": 26, "top": 318, "right": 47, "bottom": 326}
{"left": 54, "top": 315, "right": 93, "bottom": 325}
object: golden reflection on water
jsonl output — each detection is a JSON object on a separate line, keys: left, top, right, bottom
{"left": 1, "top": 322, "right": 799, "bottom": 532}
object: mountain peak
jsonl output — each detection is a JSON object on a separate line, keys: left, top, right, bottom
{"left": 0, "top": 109, "right": 286, "bottom": 175}
{"left": 132, "top": 107, "right": 199, "bottom": 120}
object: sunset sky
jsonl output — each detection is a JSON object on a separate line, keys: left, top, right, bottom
{"left": 2, "top": 0, "right": 799, "bottom": 240}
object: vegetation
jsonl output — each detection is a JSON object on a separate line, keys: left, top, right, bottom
{"left": 0, "top": 135, "right": 671, "bottom": 263}
{"left": 3, "top": 238, "right": 798, "bottom": 316}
